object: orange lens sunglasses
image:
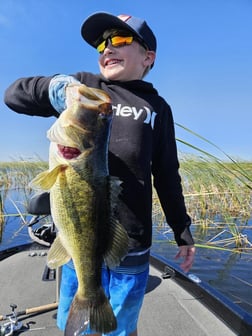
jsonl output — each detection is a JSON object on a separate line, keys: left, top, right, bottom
{"left": 97, "top": 36, "right": 134, "bottom": 53}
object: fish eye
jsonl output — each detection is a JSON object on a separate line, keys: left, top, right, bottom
{"left": 99, "top": 112, "right": 107, "bottom": 119}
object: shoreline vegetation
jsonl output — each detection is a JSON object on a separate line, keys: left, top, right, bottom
{"left": 0, "top": 156, "right": 252, "bottom": 253}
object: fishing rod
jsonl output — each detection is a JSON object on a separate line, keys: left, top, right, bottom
{"left": 0, "top": 302, "right": 58, "bottom": 336}
{"left": 0, "top": 302, "right": 58, "bottom": 321}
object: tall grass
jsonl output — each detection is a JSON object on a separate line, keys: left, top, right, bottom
{"left": 153, "top": 155, "right": 252, "bottom": 251}
{"left": 0, "top": 194, "right": 3, "bottom": 242}
{"left": 180, "top": 156, "right": 251, "bottom": 221}
{"left": 0, "top": 161, "right": 48, "bottom": 242}
{"left": 0, "top": 157, "right": 251, "bottom": 252}
{"left": 0, "top": 161, "right": 48, "bottom": 206}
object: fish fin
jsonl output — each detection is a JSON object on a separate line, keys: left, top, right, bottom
{"left": 47, "top": 235, "right": 71, "bottom": 269}
{"left": 109, "top": 176, "right": 122, "bottom": 205}
{"left": 30, "top": 165, "right": 67, "bottom": 190}
{"left": 64, "top": 288, "right": 117, "bottom": 335}
{"left": 104, "top": 217, "right": 129, "bottom": 268}
{"left": 103, "top": 177, "right": 129, "bottom": 268}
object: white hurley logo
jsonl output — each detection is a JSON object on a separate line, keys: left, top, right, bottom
{"left": 113, "top": 104, "right": 157, "bottom": 129}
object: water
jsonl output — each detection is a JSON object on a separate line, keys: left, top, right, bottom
{"left": 152, "top": 225, "right": 252, "bottom": 315}
{"left": 1, "top": 192, "right": 252, "bottom": 317}
{"left": 0, "top": 190, "right": 33, "bottom": 250}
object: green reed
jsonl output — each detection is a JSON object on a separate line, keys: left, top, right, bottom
{"left": 1, "top": 157, "right": 252, "bottom": 252}
{"left": 180, "top": 156, "right": 251, "bottom": 221}
{"left": 0, "top": 193, "right": 3, "bottom": 243}
{"left": 153, "top": 155, "right": 252, "bottom": 252}
{"left": 0, "top": 161, "right": 48, "bottom": 242}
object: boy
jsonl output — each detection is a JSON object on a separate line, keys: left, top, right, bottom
{"left": 4, "top": 12, "right": 195, "bottom": 336}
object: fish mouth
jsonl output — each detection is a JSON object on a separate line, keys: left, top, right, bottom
{"left": 57, "top": 144, "right": 81, "bottom": 160}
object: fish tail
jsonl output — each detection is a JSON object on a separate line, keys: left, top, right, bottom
{"left": 64, "top": 288, "right": 117, "bottom": 335}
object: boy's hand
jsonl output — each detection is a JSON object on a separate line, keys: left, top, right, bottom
{"left": 175, "top": 245, "right": 195, "bottom": 273}
{"left": 65, "top": 84, "right": 82, "bottom": 107}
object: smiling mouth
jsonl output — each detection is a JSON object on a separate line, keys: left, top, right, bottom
{"left": 105, "top": 59, "right": 122, "bottom": 67}
{"left": 58, "top": 144, "right": 81, "bottom": 159}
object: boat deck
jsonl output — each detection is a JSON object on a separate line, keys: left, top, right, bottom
{"left": 0, "top": 248, "right": 237, "bottom": 335}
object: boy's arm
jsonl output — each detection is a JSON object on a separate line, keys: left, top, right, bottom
{"left": 4, "top": 76, "right": 58, "bottom": 117}
{"left": 4, "top": 74, "right": 80, "bottom": 117}
{"left": 152, "top": 103, "right": 194, "bottom": 247}
{"left": 152, "top": 104, "right": 195, "bottom": 272}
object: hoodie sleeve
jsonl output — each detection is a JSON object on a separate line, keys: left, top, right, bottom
{"left": 4, "top": 72, "right": 98, "bottom": 117}
{"left": 48, "top": 74, "right": 81, "bottom": 113}
{"left": 4, "top": 76, "right": 59, "bottom": 117}
{"left": 152, "top": 101, "right": 194, "bottom": 246}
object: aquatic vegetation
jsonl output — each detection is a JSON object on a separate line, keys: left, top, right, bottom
{"left": 153, "top": 155, "right": 252, "bottom": 252}
{"left": 0, "top": 194, "right": 3, "bottom": 242}
{"left": 1, "top": 157, "right": 252, "bottom": 252}
{"left": 180, "top": 157, "right": 252, "bottom": 221}
{"left": 0, "top": 160, "right": 48, "bottom": 242}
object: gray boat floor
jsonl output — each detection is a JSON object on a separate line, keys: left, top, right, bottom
{"left": 0, "top": 249, "right": 236, "bottom": 335}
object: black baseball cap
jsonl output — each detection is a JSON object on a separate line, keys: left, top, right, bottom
{"left": 81, "top": 12, "right": 157, "bottom": 52}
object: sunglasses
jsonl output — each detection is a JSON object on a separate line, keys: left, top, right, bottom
{"left": 97, "top": 35, "right": 135, "bottom": 54}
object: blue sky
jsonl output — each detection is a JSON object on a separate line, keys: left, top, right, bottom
{"left": 1, "top": 0, "right": 251, "bottom": 162}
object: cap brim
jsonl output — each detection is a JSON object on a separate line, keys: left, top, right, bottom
{"left": 81, "top": 12, "right": 139, "bottom": 48}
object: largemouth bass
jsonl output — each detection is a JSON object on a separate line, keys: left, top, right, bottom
{"left": 31, "top": 84, "right": 129, "bottom": 335}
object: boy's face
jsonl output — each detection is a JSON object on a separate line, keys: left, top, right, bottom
{"left": 98, "top": 36, "right": 155, "bottom": 81}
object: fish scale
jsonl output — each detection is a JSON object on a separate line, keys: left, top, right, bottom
{"left": 30, "top": 84, "right": 129, "bottom": 334}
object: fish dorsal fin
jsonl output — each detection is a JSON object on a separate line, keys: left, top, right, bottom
{"left": 30, "top": 165, "right": 67, "bottom": 190}
{"left": 104, "top": 176, "right": 129, "bottom": 268}
{"left": 47, "top": 235, "right": 71, "bottom": 269}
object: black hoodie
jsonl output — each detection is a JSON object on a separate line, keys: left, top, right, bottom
{"left": 4, "top": 72, "right": 194, "bottom": 249}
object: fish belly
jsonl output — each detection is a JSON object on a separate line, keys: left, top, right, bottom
{"left": 51, "top": 167, "right": 117, "bottom": 334}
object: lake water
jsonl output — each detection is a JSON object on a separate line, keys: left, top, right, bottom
{"left": 1, "top": 192, "right": 252, "bottom": 318}
{"left": 152, "top": 223, "right": 252, "bottom": 316}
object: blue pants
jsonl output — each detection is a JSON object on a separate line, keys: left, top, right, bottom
{"left": 57, "top": 261, "right": 149, "bottom": 335}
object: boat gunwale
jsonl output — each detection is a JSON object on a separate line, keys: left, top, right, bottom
{"left": 1, "top": 243, "right": 252, "bottom": 335}
{"left": 150, "top": 252, "right": 252, "bottom": 336}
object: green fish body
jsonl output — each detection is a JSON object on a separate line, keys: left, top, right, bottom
{"left": 31, "top": 84, "right": 129, "bottom": 335}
